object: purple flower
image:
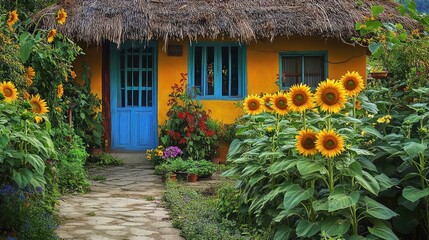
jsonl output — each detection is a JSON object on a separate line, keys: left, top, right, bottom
{"left": 36, "top": 186, "right": 44, "bottom": 193}
{"left": 162, "top": 146, "right": 183, "bottom": 159}
{"left": 0, "top": 185, "right": 16, "bottom": 194}
{"left": 6, "top": 236, "right": 16, "bottom": 240}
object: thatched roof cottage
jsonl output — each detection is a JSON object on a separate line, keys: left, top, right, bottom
{"left": 40, "top": 0, "right": 417, "bottom": 151}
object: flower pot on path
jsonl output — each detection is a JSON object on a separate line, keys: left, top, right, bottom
{"left": 187, "top": 174, "right": 198, "bottom": 182}
{"left": 214, "top": 142, "right": 229, "bottom": 164}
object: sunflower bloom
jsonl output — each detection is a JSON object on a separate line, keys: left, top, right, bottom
{"left": 315, "top": 129, "right": 345, "bottom": 158}
{"left": 70, "top": 70, "right": 77, "bottom": 79}
{"left": 340, "top": 71, "right": 364, "bottom": 97}
{"left": 30, "top": 94, "right": 49, "bottom": 114}
{"left": 27, "top": 66, "right": 35, "bottom": 86}
{"left": 262, "top": 93, "right": 273, "bottom": 111}
{"left": 287, "top": 84, "right": 314, "bottom": 112}
{"left": 34, "top": 115, "right": 43, "bottom": 123}
{"left": 7, "top": 10, "right": 18, "bottom": 30}
{"left": 295, "top": 129, "right": 318, "bottom": 156}
{"left": 23, "top": 90, "right": 30, "bottom": 100}
{"left": 0, "top": 81, "right": 18, "bottom": 103}
{"left": 243, "top": 95, "right": 264, "bottom": 115}
{"left": 47, "top": 29, "right": 57, "bottom": 43}
{"left": 56, "top": 8, "right": 68, "bottom": 25}
{"left": 270, "top": 92, "right": 289, "bottom": 115}
{"left": 315, "top": 79, "right": 347, "bottom": 113}
{"left": 57, "top": 84, "right": 64, "bottom": 98}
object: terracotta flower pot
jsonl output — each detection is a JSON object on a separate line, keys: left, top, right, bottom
{"left": 370, "top": 71, "right": 388, "bottom": 79}
{"left": 214, "top": 142, "right": 229, "bottom": 164}
{"left": 187, "top": 174, "right": 198, "bottom": 182}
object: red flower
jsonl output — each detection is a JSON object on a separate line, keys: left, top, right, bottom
{"left": 179, "top": 138, "right": 187, "bottom": 144}
{"left": 177, "top": 112, "right": 186, "bottom": 119}
{"left": 205, "top": 130, "right": 215, "bottom": 137}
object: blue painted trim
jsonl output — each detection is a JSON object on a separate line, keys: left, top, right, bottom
{"left": 188, "top": 42, "right": 247, "bottom": 100}
{"left": 278, "top": 51, "right": 328, "bottom": 89}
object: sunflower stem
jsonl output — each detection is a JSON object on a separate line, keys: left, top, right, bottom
{"left": 327, "top": 115, "right": 332, "bottom": 130}
{"left": 303, "top": 111, "right": 307, "bottom": 129}
{"left": 352, "top": 96, "right": 357, "bottom": 130}
{"left": 328, "top": 158, "right": 335, "bottom": 192}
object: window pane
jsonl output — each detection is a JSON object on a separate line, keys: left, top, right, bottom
{"left": 142, "top": 71, "right": 147, "bottom": 87}
{"left": 282, "top": 56, "right": 301, "bottom": 88}
{"left": 231, "top": 47, "right": 239, "bottom": 96}
{"left": 194, "top": 47, "right": 202, "bottom": 95}
{"left": 221, "top": 47, "right": 229, "bottom": 96}
{"left": 304, "top": 56, "right": 324, "bottom": 88}
{"left": 148, "top": 90, "right": 153, "bottom": 106}
{"left": 141, "top": 90, "right": 147, "bottom": 107}
{"left": 133, "top": 71, "right": 139, "bottom": 87}
{"left": 133, "top": 90, "right": 139, "bottom": 106}
{"left": 127, "top": 90, "right": 132, "bottom": 106}
{"left": 148, "top": 71, "right": 152, "bottom": 87}
{"left": 206, "top": 47, "right": 215, "bottom": 96}
{"left": 148, "top": 55, "right": 153, "bottom": 68}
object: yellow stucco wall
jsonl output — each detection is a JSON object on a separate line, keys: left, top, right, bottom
{"left": 75, "top": 37, "right": 367, "bottom": 126}
{"left": 73, "top": 45, "right": 103, "bottom": 100}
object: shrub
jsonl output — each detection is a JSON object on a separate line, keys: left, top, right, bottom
{"left": 52, "top": 125, "right": 90, "bottom": 193}
{"left": 160, "top": 73, "right": 218, "bottom": 160}
{"left": 93, "top": 153, "right": 124, "bottom": 166}
{"left": 163, "top": 182, "right": 252, "bottom": 240}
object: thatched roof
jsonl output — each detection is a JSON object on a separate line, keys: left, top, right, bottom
{"left": 39, "top": 0, "right": 419, "bottom": 45}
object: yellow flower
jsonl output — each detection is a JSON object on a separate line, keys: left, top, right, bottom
{"left": 377, "top": 117, "right": 385, "bottom": 123}
{"left": 367, "top": 114, "right": 374, "bottom": 118}
{"left": 262, "top": 93, "right": 274, "bottom": 112}
{"left": 147, "top": 155, "right": 152, "bottom": 160}
{"left": 287, "top": 84, "right": 314, "bottom": 113}
{"left": 270, "top": 92, "right": 289, "bottom": 115}
{"left": 377, "top": 115, "right": 392, "bottom": 124}
{"left": 70, "top": 70, "right": 77, "bottom": 79}
{"left": 57, "top": 84, "right": 64, "bottom": 98}
{"left": 295, "top": 129, "right": 318, "bottom": 156}
{"left": 243, "top": 94, "right": 264, "bottom": 115}
{"left": 23, "top": 90, "right": 30, "bottom": 100}
{"left": 30, "top": 94, "right": 49, "bottom": 114}
{"left": 34, "top": 115, "right": 43, "bottom": 123}
{"left": 0, "top": 81, "right": 18, "bottom": 103}
{"left": 47, "top": 29, "right": 57, "bottom": 43}
{"left": 7, "top": 10, "right": 18, "bottom": 30}
{"left": 315, "top": 129, "right": 345, "bottom": 158}
{"left": 56, "top": 8, "right": 68, "bottom": 25}
{"left": 55, "top": 106, "right": 62, "bottom": 112}
{"left": 340, "top": 71, "right": 365, "bottom": 97}
{"left": 27, "top": 66, "right": 35, "bottom": 86}
{"left": 315, "top": 79, "right": 347, "bottom": 113}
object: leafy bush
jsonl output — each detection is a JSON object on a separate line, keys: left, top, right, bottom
{"left": 93, "top": 153, "right": 124, "bottom": 166}
{"left": 160, "top": 73, "right": 218, "bottom": 160}
{"left": 163, "top": 182, "right": 253, "bottom": 240}
{"left": 52, "top": 125, "right": 90, "bottom": 193}
{"left": 0, "top": 185, "right": 58, "bottom": 240}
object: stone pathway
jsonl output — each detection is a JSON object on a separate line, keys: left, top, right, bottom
{"left": 56, "top": 162, "right": 184, "bottom": 240}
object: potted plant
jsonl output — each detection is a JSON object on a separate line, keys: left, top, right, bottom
{"left": 214, "top": 123, "right": 236, "bottom": 164}
{"left": 187, "top": 167, "right": 199, "bottom": 182}
{"left": 369, "top": 65, "right": 389, "bottom": 79}
{"left": 194, "top": 160, "right": 217, "bottom": 179}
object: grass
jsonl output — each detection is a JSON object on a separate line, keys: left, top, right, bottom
{"left": 163, "top": 180, "right": 255, "bottom": 240}
{"left": 90, "top": 175, "right": 106, "bottom": 181}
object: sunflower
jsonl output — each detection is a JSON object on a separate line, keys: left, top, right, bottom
{"left": 315, "top": 129, "right": 345, "bottom": 158}
{"left": 30, "top": 94, "right": 49, "bottom": 114}
{"left": 23, "top": 90, "right": 30, "bottom": 100}
{"left": 340, "top": 71, "right": 364, "bottom": 97}
{"left": 47, "top": 29, "right": 57, "bottom": 43}
{"left": 56, "top": 8, "right": 68, "bottom": 25}
{"left": 287, "top": 84, "right": 314, "bottom": 112}
{"left": 34, "top": 116, "right": 43, "bottom": 123}
{"left": 262, "top": 93, "right": 273, "bottom": 111}
{"left": 315, "top": 79, "right": 347, "bottom": 113}
{"left": 243, "top": 95, "right": 264, "bottom": 115}
{"left": 295, "top": 129, "right": 318, "bottom": 156}
{"left": 57, "top": 84, "right": 64, "bottom": 98}
{"left": 70, "top": 70, "right": 77, "bottom": 79}
{"left": 0, "top": 81, "right": 18, "bottom": 103}
{"left": 27, "top": 66, "right": 35, "bottom": 86}
{"left": 270, "top": 92, "right": 289, "bottom": 115}
{"left": 7, "top": 10, "right": 18, "bottom": 30}
{"left": 55, "top": 106, "right": 62, "bottom": 112}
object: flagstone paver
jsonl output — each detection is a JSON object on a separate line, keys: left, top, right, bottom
{"left": 56, "top": 162, "right": 184, "bottom": 240}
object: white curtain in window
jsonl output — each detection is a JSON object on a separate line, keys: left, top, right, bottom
{"left": 304, "top": 57, "right": 323, "bottom": 88}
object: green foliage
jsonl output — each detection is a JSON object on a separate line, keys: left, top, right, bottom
{"left": 160, "top": 73, "right": 218, "bottom": 160}
{"left": 93, "top": 153, "right": 124, "bottom": 166}
{"left": 51, "top": 125, "right": 90, "bottom": 193}
{"left": 163, "top": 181, "right": 254, "bottom": 240}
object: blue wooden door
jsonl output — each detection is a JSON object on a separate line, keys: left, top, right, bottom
{"left": 110, "top": 42, "right": 157, "bottom": 151}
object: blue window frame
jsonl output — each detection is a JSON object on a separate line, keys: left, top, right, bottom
{"left": 279, "top": 51, "right": 328, "bottom": 89}
{"left": 188, "top": 43, "right": 246, "bottom": 99}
